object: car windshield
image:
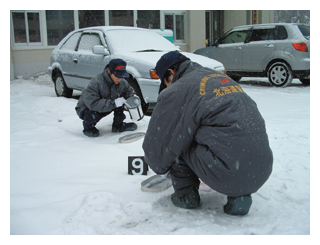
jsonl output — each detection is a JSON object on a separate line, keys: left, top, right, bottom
{"left": 297, "top": 25, "right": 310, "bottom": 40}
{"left": 105, "top": 29, "right": 179, "bottom": 53}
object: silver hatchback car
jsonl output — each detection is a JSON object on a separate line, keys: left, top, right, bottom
{"left": 48, "top": 26, "right": 224, "bottom": 111}
{"left": 194, "top": 23, "right": 310, "bottom": 87}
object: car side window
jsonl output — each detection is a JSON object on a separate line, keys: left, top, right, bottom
{"left": 77, "top": 33, "right": 102, "bottom": 51}
{"left": 250, "top": 29, "right": 274, "bottom": 42}
{"left": 220, "top": 31, "right": 248, "bottom": 44}
{"left": 60, "top": 32, "right": 82, "bottom": 50}
{"left": 274, "top": 26, "right": 288, "bottom": 40}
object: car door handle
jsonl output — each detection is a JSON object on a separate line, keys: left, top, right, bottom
{"left": 265, "top": 44, "right": 274, "bottom": 48}
{"left": 73, "top": 59, "right": 78, "bottom": 63}
{"left": 233, "top": 47, "right": 242, "bottom": 50}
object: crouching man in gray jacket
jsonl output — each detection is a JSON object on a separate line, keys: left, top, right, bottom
{"left": 75, "top": 59, "right": 137, "bottom": 137}
{"left": 142, "top": 51, "right": 273, "bottom": 215}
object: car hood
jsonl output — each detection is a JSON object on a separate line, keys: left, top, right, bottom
{"left": 182, "top": 52, "right": 224, "bottom": 69}
{"left": 113, "top": 51, "right": 224, "bottom": 72}
{"left": 113, "top": 51, "right": 167, "bottom": 70}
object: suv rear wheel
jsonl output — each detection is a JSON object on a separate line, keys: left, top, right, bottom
{"left": 54, "top": 73, "right": 73, "bottom": 98}
{"left": 268, "top": 62, "right": 293, "bottom": 87}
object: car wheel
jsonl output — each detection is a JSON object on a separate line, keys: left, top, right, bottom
{"left": 267, "top": 62, "right": 293, "bottom": 87}
{"left": 230, "top": 76, "right": 242, "bottom": 82}
{"left": 127, "top": 76, "right": 149, "bottom": 113}
{"left": 299, "top": 79, "right": 310, "bottom": 85}
{"left": 54, "top": 73, "right": 73, "bottom": 98}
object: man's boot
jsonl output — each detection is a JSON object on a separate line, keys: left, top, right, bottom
{"left": 224, "top": 195, "right": 252, "bottom": 215}
{"left": 112, "top": 122, "right": 137, "bottom": 132}
{"left": 112, "top": 107, "right": 137, "bottom": 132}
{"left": 82, "top": 122, "right": 99, "bottom": 137}
{"left": 171, "top": 189, "right": 200, "bottom": 209}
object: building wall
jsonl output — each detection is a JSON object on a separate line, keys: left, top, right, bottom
{"left": 224, "top": 10, "right": 274, "bottom": 32}
{"left": 187, "top": 10, "right": 206, "bottom": 53}
{"left": 261, "top": 10, "right": 274, "bottom": 24}
{"left": 11, "top": 48, "right": 54, "bottom": 79}
{"left": 224, "top": 11, "right": 248, "bottom": 32}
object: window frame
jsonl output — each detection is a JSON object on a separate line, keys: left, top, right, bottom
{"left": 163, "top": 11, "right": 187, "bottom": 44}
{"left": 11, "top": 10, "right": 43, "bottom": 47}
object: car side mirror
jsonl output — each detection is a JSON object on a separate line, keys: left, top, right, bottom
{"left": 92, "top": 45, "right": 109, "bottom": 56}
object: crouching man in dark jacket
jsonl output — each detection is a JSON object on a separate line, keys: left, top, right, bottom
{"left": 75, "top": 59, "right": 137, "bottom": 137}
{"left": 142, "top": 51, "right": 273, "bottom": 215}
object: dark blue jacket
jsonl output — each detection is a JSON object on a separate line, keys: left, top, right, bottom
{"left": 142, "top": 61, "right": 273, "bottom": 197}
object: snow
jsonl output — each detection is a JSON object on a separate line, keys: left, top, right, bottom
{"left": 106, "top": 29, "right": 178, "bottom": 53}
{"left": 9, "top": 73, "right": 313, "bottom": 240}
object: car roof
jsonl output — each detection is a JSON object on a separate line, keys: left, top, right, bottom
{"left": 75, "top": 26, "right": 147, "bottom": 33}
{"left": 232, "top": 22, "right": 309, "bottom": 31}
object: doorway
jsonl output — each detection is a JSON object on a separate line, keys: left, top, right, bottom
{"left": 205, "top": 10, "right": 224, "bottom": 46}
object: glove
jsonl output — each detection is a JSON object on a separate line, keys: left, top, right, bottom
{"left": 115, "top": 97, "right": 126, "bottom": 107}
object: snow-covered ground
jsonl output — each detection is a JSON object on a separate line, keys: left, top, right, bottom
{"left": 10, "top": 73, "right": 311, "bottom": 238}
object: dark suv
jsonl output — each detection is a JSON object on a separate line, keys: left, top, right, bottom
{"left": 194, "top": 23, "right": 310, "bottom": 87}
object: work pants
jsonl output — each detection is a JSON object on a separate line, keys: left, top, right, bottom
{"left": 80, "top": 107, "right": 125, "bottom": 130}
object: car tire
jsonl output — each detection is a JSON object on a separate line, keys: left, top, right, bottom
{"left": 54, "top": 73, "right": 73, "bottom": 98}
{"left": 267, "top": 62, "right": 293, "bottom": 87}
{"left": 230, "top": 76, "right": 242, "bottom": 82}
{"left": 299, "top": 79, "right": 310, "bottom": 86}
{"left": 127, "top": 76, "right": 149, "bottom": 113}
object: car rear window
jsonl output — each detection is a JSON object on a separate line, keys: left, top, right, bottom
{"left": 297, "top": 25, "right": 310, "bottom": 40}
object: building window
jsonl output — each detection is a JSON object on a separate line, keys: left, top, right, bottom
{"left": 137, "top": 10, "right": 160, "bottom": 29}
{"left": 175, "top": 15, "right": 185, "bottom": 40}
{"left": 46, "top": 10, "right": 74, "bottom": 46}
{"left": 79, "top": 10, "right": 105, "bottom": 28}
{"left": 109, "top": 10, "right": 133, "bottom": 26}
{"left": 11, "top": 11, "right": 41, "bottom": 44}
{"left": 164, "top": 12, "right": 186, "bottom": 43}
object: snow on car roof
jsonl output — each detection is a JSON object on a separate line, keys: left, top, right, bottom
{"left": 80, "top": 26, "right": 147, "bottom": 32}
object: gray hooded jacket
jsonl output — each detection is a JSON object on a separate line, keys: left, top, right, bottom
{"left": 75, "top": 69, "right": 135, "bottom": 117}
{"left": 142, "top": 61, "right": 273, "bottom": 197}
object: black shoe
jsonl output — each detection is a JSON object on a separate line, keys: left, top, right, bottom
{"left": 83, "top": 127, "right": 99, "bottom": 137}
{"left": 224, "top": 195, "right": 252, "bottom": 215}
{"left": 112, "top": 122, "right": 137, "bottom": 132}
{"left": 171, "top": 189, "right": 200, "bottom": 209}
